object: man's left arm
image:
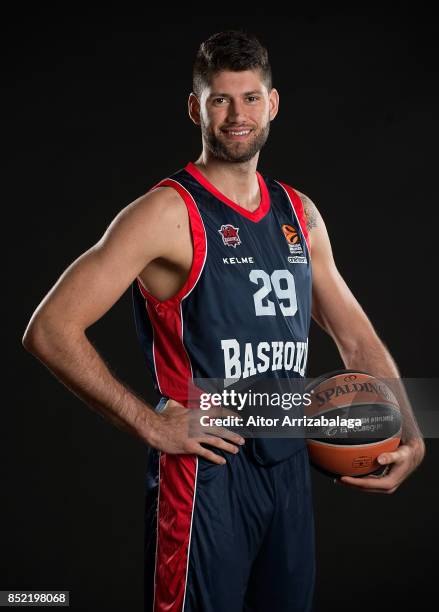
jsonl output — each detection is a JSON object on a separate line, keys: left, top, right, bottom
{"left": 296, "top": 189, "right": 426, "bottom": 493}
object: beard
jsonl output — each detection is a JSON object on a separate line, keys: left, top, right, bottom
{"left": 200, "top": 119, "right": 271, "bottom": 163}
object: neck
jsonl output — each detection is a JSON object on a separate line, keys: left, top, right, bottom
{"left": 193, "top": 151, "right": 261, "bottom": 211}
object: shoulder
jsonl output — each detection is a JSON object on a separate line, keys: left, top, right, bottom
{"left": 273, "top": 178, "right": 320, "bottom": 234}
{"left": 139, "top": 183, "right": 188, "bottom": 215}
{"left": 293, "top": 188, "right": 320, "bottom": 233}
{"left": 98, "top": 181, "right": 190, "bottom": 259}
{"left": 291, "top": 189, "right": 336, "bottom": 261}
{"left": 115, "top": 183, "right": 189, "bottom": 230}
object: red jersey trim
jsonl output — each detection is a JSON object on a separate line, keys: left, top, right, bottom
{"left": 277, "top": 181, "right": 311, "bottom": 256}
{"left": 154, "top": 453, "right": 198, "bottom": 612}
{"left": 184, "top": 161, "right": 270, "bottom": 223}
{"left": 136, "top": 178, "right": 207, "bottom": 307}
{"left": 135, "top": 178, "right": 207, "bottom": 403}
{"left": 144, "top": 298, "right": 193, "bottom": 401}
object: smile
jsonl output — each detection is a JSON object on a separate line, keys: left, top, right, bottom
{"left": 222, "top": 129, "right": 253, "bottom": 139}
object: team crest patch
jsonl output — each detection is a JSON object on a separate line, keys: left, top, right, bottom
{"left": 218, "top": 224, "right": 241, "bottom": 248}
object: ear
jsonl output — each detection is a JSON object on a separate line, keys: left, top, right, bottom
{"left": 188, "top": 92, "right": 201, "bottom": 126}
{"left": 269, "top": 88, "right": 280, "bottom": 121}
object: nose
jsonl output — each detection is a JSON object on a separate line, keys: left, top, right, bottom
{"left": 227, "top": 98, "right": 247, "bottom": 123}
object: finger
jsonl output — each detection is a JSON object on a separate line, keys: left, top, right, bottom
{"left": 345, "top": 466, "right": 391, "bottom": 480}
{"left": 374, "top": 454, "right": 413, "bottom": 482}
{"left": 338, "top": 448, "right": 413, "bottom": 489}
{"left": 336, "top": 482, "right": 395, "bottom": 494}
{"left": 208, "top": 406, "right": 242, "bottom": 419}
{"left": 338, "top": 474, "right": 398, "bottom": 491}
{"left": 342, "top": 483, "right": 398, "bottom": 495}
{"left": 196, "top": 405, "right": 245, "bottom": 427}
{"left": 195, "top": 401, "right": 240, "bottom": 418}
{"left": 200, "top": 424, "right": 245, "bottom": 445}
{"left": 198, "top": 435, "right": 241, "bottom": 455}
{"left": 193, "top": 444, "right": 227, "bottom": 465}
{"left": 375, "top": 465, "right": 391, "bottom": 478}
{"left": 188, "top": 409, "right": 245, "bottom": 440}
{"left": 376, "top": 446, "right": 409, "bottom": 466}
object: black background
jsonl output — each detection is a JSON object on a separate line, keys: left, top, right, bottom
{"left": 3, "top": 7, "right": 438, "bottom": 612}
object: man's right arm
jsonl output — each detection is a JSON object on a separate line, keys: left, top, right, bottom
{"left": 22, "top": 187, "right": 244, "bottom": 464}
{"left": 22, "top": 186, "right": 183, "bottom": 442}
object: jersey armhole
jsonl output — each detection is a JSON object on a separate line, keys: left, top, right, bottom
{"left": 135, "top": 178, "right": 207, "bottom": 307}
{"left": 277, "top": 181, "right": 311, "bottom": 257}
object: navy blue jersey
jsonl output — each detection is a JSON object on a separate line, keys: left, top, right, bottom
{"left": 134, "top": 162, "right": 315, "bottom": 610}
{"left": 132, "top": 161, "right": 312, "bottom": 407}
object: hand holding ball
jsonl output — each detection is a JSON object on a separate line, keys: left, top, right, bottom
{"left": 305, "top": 370, "right": 402, "bottom": 477}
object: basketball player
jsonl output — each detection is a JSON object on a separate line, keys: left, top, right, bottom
{"left": 23, "top": 30, "right": 425, "bottom": 612}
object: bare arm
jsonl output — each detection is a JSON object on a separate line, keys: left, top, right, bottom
{"left": 22, "top": 187, "right": 244, "bottom": 463}
{"left": 22, "top": 187, "right": 182, "bottom": 440}
{"left": 296, "top": 189, "right": 425, "bottom": 490}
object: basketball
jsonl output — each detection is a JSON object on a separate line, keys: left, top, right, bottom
{"left": 304, "top": 369, "right": 402, "bottom": 477}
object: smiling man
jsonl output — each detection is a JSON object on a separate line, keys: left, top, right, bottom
{"left": 23, "top": 30, "right": 425, "bottom": 612}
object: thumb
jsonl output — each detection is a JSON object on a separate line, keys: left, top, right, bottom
{"left": 377, "top": 452, "right": 395, "bottom": 465}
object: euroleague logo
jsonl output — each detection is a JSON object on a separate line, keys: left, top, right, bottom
{"left": 281, "top": 224, "right": 300, "bottom": 246}
{"left": 218, "top": 224, "right": 241, "bottom": 248}
{"left": 281, "top": 223, "right": 307, "bottom": 263}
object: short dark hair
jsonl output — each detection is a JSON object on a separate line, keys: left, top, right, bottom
{"left": 192, "top": 30, "right": 272, "bottom": 98}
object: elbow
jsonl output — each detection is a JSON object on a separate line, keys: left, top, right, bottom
{"left": 22, "top": 330, "right": 32, "bottom": 351}
{"left": 22, "top": 311, "right": 60, "bottom": 358}
{"left": 22, "top": 318, "right": 48, "bottom": 356}
{"left": 22, "top": 313, "right": 85, "bottom": 357}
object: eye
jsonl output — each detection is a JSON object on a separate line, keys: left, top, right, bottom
{"left": 247, "top": 96, "right": 259, "bottom": 102}
{"left": 213, "top": 97, "right": 227, "bottom": 104}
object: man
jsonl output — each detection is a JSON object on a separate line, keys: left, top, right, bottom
{"left": 23, "top": 30, "right": 424, "bottom": 612}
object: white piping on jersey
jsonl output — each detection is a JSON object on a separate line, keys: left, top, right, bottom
{"left": 181, "top": 457, "right": 199, "bottom": 612}
{"left": 180, "top": 301, "right": 194, "bottom": 380}
{"left": 145, "top": 296, "right": 164, "bottom": 397}
{"left": 164, "top": 178, "right": 208, "bottom": 384}
{"left": 152, "top": 450, "right": 162, "bottom": 612}
{"left": 275, "top": 180, "right": 311, "bottom": 261}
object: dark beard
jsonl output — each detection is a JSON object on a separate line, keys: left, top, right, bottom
{"left": 201, "top": 121, "right": 271, "bottom": 163}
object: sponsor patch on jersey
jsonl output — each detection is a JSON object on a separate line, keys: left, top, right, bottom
{"left": 223, "top": 256, "right": 255, "bottom": 264}
{"left": 281, "top": 224, "right": 304, "bottom": 255}
{"left": 288, "top": 255, "right": 308, "bottom": 264}
{"left": 218, "top": 224, "right": 241, "bottom": 248}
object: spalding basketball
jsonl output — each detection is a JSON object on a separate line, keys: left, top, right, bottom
{"left": 304, "top": 369, "right": 402, "bottom": 477}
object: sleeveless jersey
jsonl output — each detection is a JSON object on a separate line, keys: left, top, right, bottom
{"left": 131, "top": 161, "right": 312, "bottom": 462}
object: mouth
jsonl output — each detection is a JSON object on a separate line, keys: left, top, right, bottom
{"left": 221, "top": 128, "right": 253, "bottom": 141}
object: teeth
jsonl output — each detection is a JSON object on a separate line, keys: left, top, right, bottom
{"left": 227, "top": 130, "right": 250, "bottom": 136}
